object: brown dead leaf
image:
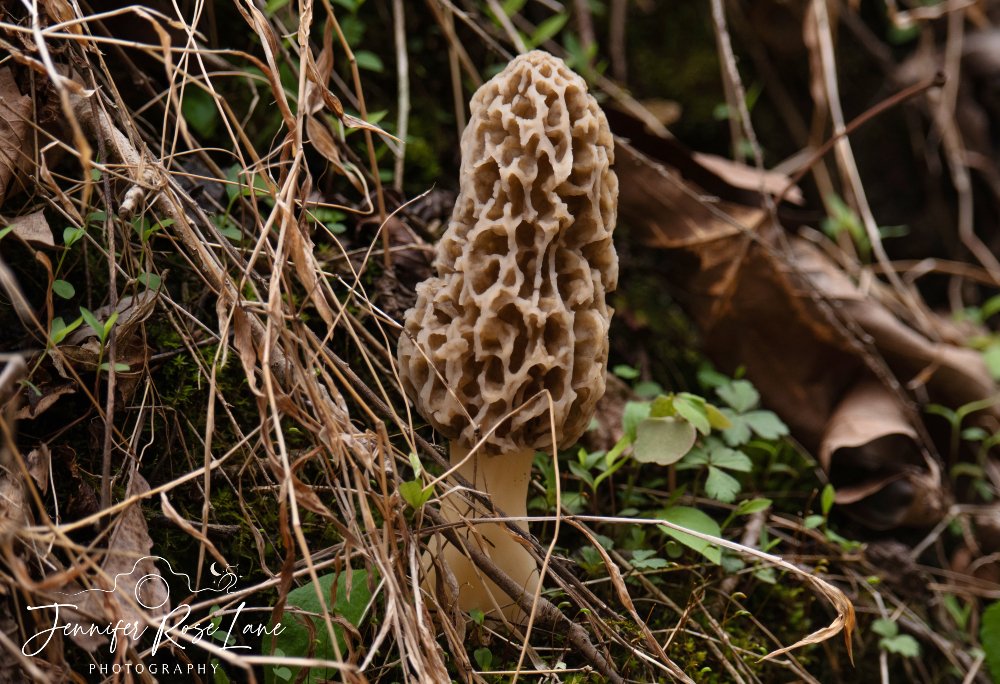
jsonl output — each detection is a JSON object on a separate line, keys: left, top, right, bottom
{"left": 616, "top": 125, "right": 998, "bottom": 538}
{"left": 40, "top": 0, "right": 77, "bottom": 29}
{"left": 832, "top": 472, "right": 907, "bottom": 505}
{"left": 340, "top": 112, "right": 402, "bottom": 143}
{"left": 232, "top": 1, "right": 294, "bottom": 131}
{"left": 0, "top": 454, "right": 32, "bottom": 531}
{"left": 230, "top": 304, "right": 262, "bottom": 396}
{"left": 0, "top": 68, "right": 33, "bottom": 207}
{"left": 616, "top": 139, "right": 755, "bottom": 249}
{"left": 363, "top": 215, "right": 433, "bottom": 319}
{"left": 303, "top": 18, "right": 339, "bottom": 116}
{"left": 610, "top": 107, "right": 796, "bottom": 215}
{"left": 622, "top": 145, "right": 996, "bottom": 450}
{"left": 307, "top": 115, "right": 343, "bottom": 167}
{"left": 305, "top": 115, "right": 366, "bottom": 193}
{"left": 65, "top": 471, "right": 170, "bottom": 653}
{"left": 0, "top": 356, "right": 25, "bottom": 482}
{"left": 290, "top": 472, "right": 335, "bottom": 518}
{"left": 951, "top": 543, "right": 1000, "bottom": 585}
{"left": 0, "top": 446, "right": 49, "bottom": 536}
{"left": 318, "top": 87, "right": 346, "bottom": 120}
{"left": 15, "top": 382, "right": 76, "bottom": 420}
{"left": 950, "top": 506, "right": 1000, "bottom": 584}
{"left": 760, "top": 572, "right": 856, "bottom": 665}
{"left": 692, "top": 152, "right": 804, "bottom": 205}
{"left": 24, "top": 446, "right": 50, "bottom": 494}
{"left": 820, "top": 379, "right": 949, "bottom": 529}
{"left": 638, "top": 98, "right": 682, "bottom": 126}
{"left": 58, "top": 446, "right": 100, "bottom": 523}
{"left": 285, "top": 213, "right": 336, "bottom": 328}
{"left": 6, "top": 210, "right": 54, "bottom": 248}
{"left": 819, "top": 378, "right": 922, "bottom": 471}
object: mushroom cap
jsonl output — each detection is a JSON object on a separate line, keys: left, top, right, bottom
{"left": 397, "top": 50, "right": 618, "bottom": 455}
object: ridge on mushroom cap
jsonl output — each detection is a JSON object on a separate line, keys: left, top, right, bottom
{"left": 397, "top": 50, "right": 618, "bottom": 456}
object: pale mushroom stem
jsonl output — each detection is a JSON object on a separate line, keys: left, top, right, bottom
{"left": 429, "top": 442, "right": 539, "bottom": 621}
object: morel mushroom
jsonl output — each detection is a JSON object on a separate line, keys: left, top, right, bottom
{"left": 397, "top": 50, "right": 618, "bottom": 618}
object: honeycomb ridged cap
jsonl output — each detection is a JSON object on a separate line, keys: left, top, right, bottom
{"left": 397, "top": 50, "right": 618, "bottom": 455}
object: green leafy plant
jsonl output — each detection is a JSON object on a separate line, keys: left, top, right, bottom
{"left": 927, "top": 396, "right": 1000, "bottom": 462}
{"left": 657, "top": 505, "right": 721, "bottom": 564}
{"left": 932, "top": 398, "right": 1000, "bottom": 502}
{"left": 571, "top": 371, "right": 793, "bottom": 567}
{"left": 181, "top": 86, "right": 219, "bottom": 138}
{"left": 804, "top": 483, "right": 836, "bottom": 531}
{"left": 577, "top": 545, "right": 606, "bottom": 576}
{"left": 211, "top": 659, "right": 229, "bottom": 683}
{"left": 473, "top": 646, "right": 493, "bottom": 671}
{"left": 568, "top": 442, "right": 630, "bottom": 496}
{"left": 265, "top": 569, "right": 377, "bottom": 684}
{"left": 871, "top": 618, "right": 920, "bottom": 658}
{"left": 713, "top": 82, "right": 763, "bottom": 123}
{"left": 487, "top": 0, "right": 565, "bottom": 47}
{"left": 399, "top": 453, "right": 434, "bottom": 510}
{"left": 631, "top": 392, "right": 731, "bottom": 467}
{"left": 52, "top": 279, "right": 75, "bottom": 300}
{"left": 49, "top": 316, "right": 83, "bottom": 345}
{"left": 132, "top": 216, "right": 171, "bottom": 244}
{"left": 50, "top": 211, "right": 102, "bottom": 301}
{"left": 802, "top": 483, "right": 859, "bottom": 551}
{"left": 130, "top": 215, "right": 170, "bottom": 291}
{"left": 982, "top": 601, "right": 1000, "bottom": 681}
{"left": 627, "top": 377, "right": 788, "bottom": 506}
{"left": 822, "top": 195, "right": 867, "bottom": 259}
{"left": 721, "top": 497, "right": 773, "bottom": 529}
{"left": 208, "top": 604, "right": 237, "bottom": 648}
{"left": 942, "top": 594, "right": 973, "bottom": 632}
{"left": 821, "top": 193, "right": 907, "bottom": 263}
{"left": 212, "top": 164, "right": 276, "bottom": 242}
{"left": 965, "top": 293, "right": 1000, "bottom": 325}
{"left": 399, "top": 479, "right": 434, "bottom": 510}
{"left": 79, "top": 307, "right": 126, "bottom": 375}
{"left": 677, "top": 440, "right": 751, "bottom": 503}
{"left": 80, "top": 305, "right": 115, "bottom": 343}
{"left": 136, "top": 271, "right": 162, "bottom": 290}
{"left": 354, "top": 50, "right": 384, "bottom": 73}
{"left": 629, "top": 548, "right": 669, "bottom": 571}
{"left": 975, "top": 334, "right": 1000, "bottom": 381}
{"left": 526, "top": 14, "right": 569, "bottom": 49}
{"left": 612, "top": 363, "right": 640, "bottom": 380}
{"left": 307, "top": 207, "right": 347, "bottom": 235}
{"left": 714, "top": 379, "right": 790, "bottom": 445}
{"left": 533, "top": 450, "right": 586, "bottom": 514}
